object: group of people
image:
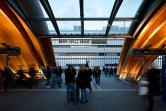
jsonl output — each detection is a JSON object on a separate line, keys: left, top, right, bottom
{"left": 65, "top": 64, "right": 93, "bottom": 103}
{"left": 0, "top": 64, "right": 64, "bottom": 90}
{"left": 45, "top": 66, "right": 63, "bottom": 88}
{"left": 103, "top": 66, "right": 117, "bottom": 77}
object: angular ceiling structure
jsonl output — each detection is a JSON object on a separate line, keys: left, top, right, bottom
{"left": 118, "top": 0, "right": 166, "bottom": 79}
{"left": 0, "top": 0, "right": 166, "bottom": 78}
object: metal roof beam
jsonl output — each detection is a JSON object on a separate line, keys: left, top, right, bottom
{"left": 27, "top": 17, "right": 138, "bottom": 21}
{"left": 79, "top": 0, "right": 84, "bottom": 37}
{"left": 105, "top": 0, "right": 123, "bottom": 37}
{"left": 40, "top": 0, "right": 60, "bottom": 36}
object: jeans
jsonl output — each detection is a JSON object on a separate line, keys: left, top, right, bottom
{"left": 95, "top": 76, "right": 100, "bottom": 85}
{"left": 46, "top": 77, "right": 51, "bottom": 86}
{"left": 81, "top": 89, "right": 87, "bottom": 102}
{"left": 67, "top": 82, "right": 77, "bottom": 102}
{"left": 89, "top": 82, "right": 92, "bottom": 91}
{"left": 114, "top": 72, "right": 117, "bottom": 77}
{"left": 76, "top": 82, "right": 79, "bottom": 99}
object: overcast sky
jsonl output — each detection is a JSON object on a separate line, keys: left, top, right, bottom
{"left": 40, "top": 0, "right": 143, "bottom": 31}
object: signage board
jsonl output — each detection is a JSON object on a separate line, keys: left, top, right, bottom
{"left": 0, "top": 47, "right": 21, "bottom": 55}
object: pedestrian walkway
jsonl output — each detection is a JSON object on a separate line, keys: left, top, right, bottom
{"left": 0, "top": 75, "right": 166, "bottom": 111}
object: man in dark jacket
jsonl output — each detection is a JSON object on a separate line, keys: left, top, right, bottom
{"left": 113, "top": 67, "right": 117, "bottom": 77}
{"left": 109, "top": 67, "right": 113, "bottom": 77}
{"left": 146, "top": 64, "right": 161, "bottom": 111}
{"left": 93, "top": 66, "right": 101, "bottom": 85}
{"left": 29, "top": 64, "right": 36, "bottom": 89}
{"left": 65, "top": 65, "right": 77, "bottom": 102}
{"left": 46, "top": 66, "right": 52, "bottom": 88}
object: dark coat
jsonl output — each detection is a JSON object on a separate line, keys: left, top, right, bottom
{"left": 29, "top": 68, "right": 35, "bottom": 77}
{"left": 56, "top": 68, "right": 62, "bottom": 78}
{"left": 110, "top": 68, "right": 113, "bottom": 74}
{"left": 65, "top": 68, "right": 76, "bottom": 84}
{"left": 86, "top": 68, "right": 92, "bottom": 88}
{"left": 147, "top": 68, "right": 161, "bottom": 95}
{"left": 93, "top": 69, "right": 101, "bottom": 77}
{"left": 77, "top": 70, "right": 88, "bottom": 89}
{"left": 113, "top": 67, "right": 117, "bottom": 73}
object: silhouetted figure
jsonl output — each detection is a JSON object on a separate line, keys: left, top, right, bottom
{"left": 0, "top": 69, "right": 4, "bottom": 85}
{"left": 105, "top": 67, "right": 109, "bottom": 77}
{"left": 93, "top": 66, "right": 101, "bottom": 85}
{"left": 86, "top": 66, "right": 93, "bottom": 94}
{"left": 146, "top": 64, "right": 161, "bottom": 111}
{"left": 17, "top": 66, "right": 26, "bottom": 87}
{"left": 109, "top": 67, "right": 113, "bottom": 77}
{"left": 77, "top": 64, "right": 88, "bottom": 103}
{"left": 46, "top": 66, "right": 52, "bottom": 88}
{"left": 103, "top": 66, "right": 105, "bottom": 75}
{"left": 4, "top": 66, "right": 14, "bottom": 91}
{"left": 65, "top": 65, "right": 77, "bottom": 102}
{"left": 29, "top": 64, "right": 36, "bottom": 89}
{"left": 113, "top": 67, "right": 117, "bottom": 77}
{"left": 57, "top": 66, "right": 63, "bottom": 85}
{"left": 51, "top": 67, "right": 57, "bottom": 88}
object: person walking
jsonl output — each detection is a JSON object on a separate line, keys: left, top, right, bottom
{"left": 86, "top": 65, "right": 93, "bottom": 94}
{"left": 109, "top": 67, "right": 113, "bottom": 77}
{"left": 105, "top": 67, "right": 108, "bottom": 77}
{"left": 65, "top": 65, "right": 77, "bottom": 102}
{"left": 4, "top": 66, "right": 14, "bottom": 91}
{"left": 29, "top": 64, "right": 36, "bottom": 89}
{"left": 77, "top": 64, "right": 88, "bottom": 103}
{"left": 103, "top": 66, "right": 105, "bottom": 75}
{"left": 17, "top": 66, "right": 26, "bottom": 87}
{"left": 113, "top": 67, "right": 117, "bottom": 77}
{"left": 57, "top": 66, "right": 62, "bottom": 85}
{"left": 56, "top": 66, "right": 62, "bottom": 87}
{"left": 51, "top": 67, "right": 57, "bottom": 88}
{"left": 146, "top": 63, "right": 161, "bottom": 111}
{"left": 93, "top": 66, "right": 101, "bottom": 85}
{"left": 45, "top": 66, "right": 52, "bottom": 88}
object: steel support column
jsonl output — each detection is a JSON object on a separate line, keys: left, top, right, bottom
{"left": 40, "top": 0, "right": 60, "bottom": 36}
{"left": 105, "top": 0, "right": 123, "bottom": 37}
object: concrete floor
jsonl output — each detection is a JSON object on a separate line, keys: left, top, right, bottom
{"left": 0, "top": 75, "right": 166, "bottom": 111}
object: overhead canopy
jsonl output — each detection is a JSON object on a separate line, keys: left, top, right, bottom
{"left": 5, "top": 0, "right": 154, "bottom": 38}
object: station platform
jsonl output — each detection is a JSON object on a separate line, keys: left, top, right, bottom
{"left": 0, "top": 74, "right": 166, "bottom": 111}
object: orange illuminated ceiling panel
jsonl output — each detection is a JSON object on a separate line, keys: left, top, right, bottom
{"left": 118, "top": 3, "right": 166, "bottom": 79}
{"left": 0, "top": 9, "right": 37, "bottom": 71}
{"left": 0, "top": 6, "right": 47, "bottom": 72}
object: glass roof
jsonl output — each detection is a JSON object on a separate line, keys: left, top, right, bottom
{"left": 116, "top": 0, "right": 143, "bottom": 17}
{"left": 57, "top": 21, "right": 81, "bottom": 35}
{"left": 38, "top": 1, "right": 49, "bottom": 18}
{"left": 13, "top": 0, "right": 147, "bottom": 37}
{"left": 46, "top": 21, "right": 57, "bottom": 35}
{"left": 84, "top": 0, "right": 114, "bottom": 17}
{"left": 49, "top": 0, "right": 80, "bottom": 17}
{"left": 109, "top": 21, "right": 132, "bottom": 34}
{"left": 84, "top": 21, "right": 107, "bottom": 35}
